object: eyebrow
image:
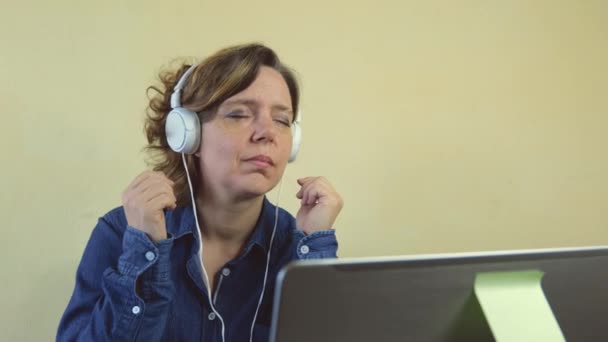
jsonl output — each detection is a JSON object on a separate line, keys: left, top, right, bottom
{"left": 221, "top": 98, "right": 293, "bottom": 114}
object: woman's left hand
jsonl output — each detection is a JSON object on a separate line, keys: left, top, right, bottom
{"left": 295, "top": 177, "right": 343, "bottom": 235}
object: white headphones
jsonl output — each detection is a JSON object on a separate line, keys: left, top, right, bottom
{"left": 165, "top": 64, "right": 302, "bottom": 162}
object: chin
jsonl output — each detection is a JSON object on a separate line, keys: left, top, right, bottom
{"left": 234, "top": 174, "right": 280, "bottom": 198}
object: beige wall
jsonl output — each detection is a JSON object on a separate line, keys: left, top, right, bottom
{"left": 1, "top": 0, "right": 607, "bottom": 340}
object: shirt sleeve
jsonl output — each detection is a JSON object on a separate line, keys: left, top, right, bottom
{"left": 56, "top": 215, "right": 175, "bottom": 342}
{"left": 292, "top": 229, "right": 338, "bottom": 259}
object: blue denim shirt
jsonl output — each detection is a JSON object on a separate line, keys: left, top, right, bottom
{"left": 57, "top": 198, "right": 338, "bottom": 341}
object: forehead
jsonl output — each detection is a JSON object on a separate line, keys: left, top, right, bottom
{"left": 222, "top": 66, "right": 292, "bottom": 109}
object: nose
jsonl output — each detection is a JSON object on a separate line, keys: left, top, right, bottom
{"left": 251, "top": 112, "right": 277, "bottom": 143}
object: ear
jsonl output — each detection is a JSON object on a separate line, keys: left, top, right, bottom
{"left": 195, "top": 152, "right": 201, "bottom": 158}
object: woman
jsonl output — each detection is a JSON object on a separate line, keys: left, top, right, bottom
{"left": 57, "top": 43, "right": 343, "bottom": 342}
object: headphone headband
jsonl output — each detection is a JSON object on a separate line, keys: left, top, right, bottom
{"left": 170, "top": 64, "right": 198, "bottom": 109}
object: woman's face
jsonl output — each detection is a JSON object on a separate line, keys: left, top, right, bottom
{"left": 197, "top": 66, "right": 294, "bottom": 201}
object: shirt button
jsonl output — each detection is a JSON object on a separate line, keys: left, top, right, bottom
{"left": 221, "top": 268, "right": 231, "bottom": 277}
{"left": 208, "top": 312, "right": 216, "bottom": 321}
{"left": 300, "top": 245, "right": 310, "bottom": 255}
{"left": 145, "top": 251, "right": 155, "bottom": 261}
{"left": 132, "top": 306, "right": 141, "bottom": 315}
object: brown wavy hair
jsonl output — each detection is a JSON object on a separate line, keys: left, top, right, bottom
{"left": 144, "top": 43, "right": 300, "bottom": 206}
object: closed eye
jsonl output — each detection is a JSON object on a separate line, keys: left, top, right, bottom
{"left": 227, "top": 110, "right": 250, "bottom": 119}
{"left": 274, "top": 118, "right": 291, "bottom": 127}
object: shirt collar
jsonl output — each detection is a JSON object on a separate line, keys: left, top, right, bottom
{"left": 245, "top": 197, "right": 276, "bottom": 253}
{"left": 165, "top": 197, "right": 277, "bottom": 253}
{"left": 165, "top": 205, "right": 196, "bottom": 239}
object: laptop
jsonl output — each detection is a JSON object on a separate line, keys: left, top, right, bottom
{"left": 269, "top": 246, "right": 608, "bottom": 342}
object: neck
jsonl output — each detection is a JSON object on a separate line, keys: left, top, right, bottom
{"left": 196, "top": 192, "right": 265, "bottom": 246}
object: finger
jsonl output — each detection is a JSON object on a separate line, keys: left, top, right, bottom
{"left": 297, "top": 177, "right": 316, "bottom": 186}
{"left": 300, "top": 176, "right": 333, "bottom": 190}
{"left": 299, "top": 179, "right": 317, "bottom": 205}
{"left": 304, "top": 186, "right": 322, "bottom": 206}
{"left": 297, "top": 176, "right": 320, "bottom": 199}
{"left": 146, "top": 189, "right": 177, "bottom": 210}
{"left": 145, "top": 171, "right": 174, "bottom": 187}
{"left": 142, "top": 182, "right": 175, "bottom": 202}
{"left": 147, "top": 192, "right": 177, "bottom": 211}
{"left": 129, "top": 181, "right": 174, "bottom": 208}
{"left": 306, "top": 181, "right": 339, "bottom": 206}
{"left": 138, "top": 177, "right": 175, "bottom": 195}
{"left": 142, "top": 186, "right": 177, "bottom": 203}
{"left": 128, "top": 171, "right": 155, "bottom": 191}
{"left": 297, "top": 177, "right": 338, "bottom": 204}
{"left": 301, "top": 182, "right": 328, "bottom": 206}
{"left": 128, "top": 188, "right": 173, "bottom": 210}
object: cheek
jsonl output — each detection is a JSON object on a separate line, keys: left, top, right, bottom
{"left": 201, "top": 133, "right": 243, "bottom": 166}
{"left": 281, "top": 134, "right": 293, "bottom": 156}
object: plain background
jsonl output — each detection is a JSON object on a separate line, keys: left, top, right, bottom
{"left": 1, "top": 0, "right": 607, "bottom": 340}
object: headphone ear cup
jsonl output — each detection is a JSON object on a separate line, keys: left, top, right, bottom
{"left": 165, "top": 108, "right": 201, "bottom": 154}
{"left": 289, "top": 120, "right": 302, "bottom": 163}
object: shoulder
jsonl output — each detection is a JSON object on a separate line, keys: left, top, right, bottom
{"left": 277, "top": 206, "right": 296, "bottom": 228}
{"left": 82, "top": 206, "right": 130, "bottom": 249}
{"left": 98, "top": 206, "right": 129, "bottom": 235}
{"left": 269, "top": 202, "right": 300, "bottom": 245}
{"left": 262, "top": 197, "right": 297, "bottom": 231}
{"left": 76, "top": 207, "right": 129, "bottom": 270}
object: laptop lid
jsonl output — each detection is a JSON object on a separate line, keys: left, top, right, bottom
{"left": 270, "top": 246, "right": 608, "bottom": 342}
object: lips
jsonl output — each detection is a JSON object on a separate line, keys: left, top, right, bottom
{"left": 244, "top": 155, "right": 275, "bottom": 167}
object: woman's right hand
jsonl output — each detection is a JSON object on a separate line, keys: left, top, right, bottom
{"left": 122, "top": 171, "right": 177, "bottom": 242}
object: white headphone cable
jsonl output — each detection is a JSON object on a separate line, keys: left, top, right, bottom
{"left": 182, "top": 153, "right": 227, "bottom": 342}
